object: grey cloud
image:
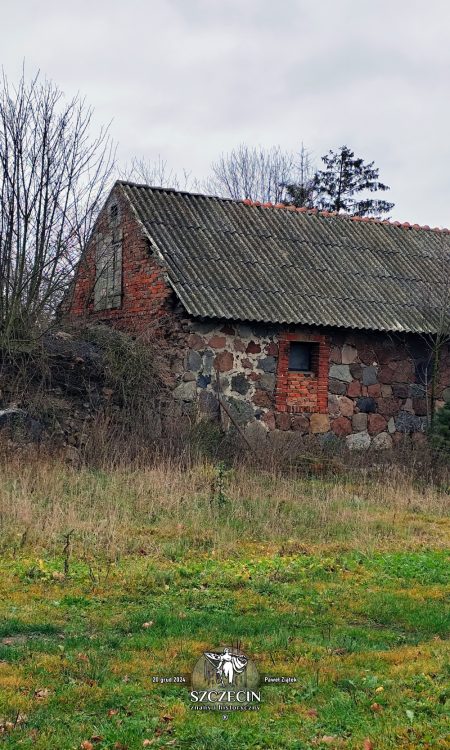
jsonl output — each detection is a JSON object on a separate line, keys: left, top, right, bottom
{"left": 1, "top": 0, "right": 449, "bottom": 226}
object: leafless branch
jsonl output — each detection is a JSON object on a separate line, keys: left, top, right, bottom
{"left": 206, "top": 143, "right": 315, "bottom": 204}
{"left": 0, "top": 68, "right": 115, "bottom": 343}
{"left": 415, "top": 233, "right": 450, "bottom": 426}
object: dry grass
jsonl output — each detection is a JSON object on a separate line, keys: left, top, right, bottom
{"left": 0, "top": 456, "right": 448, "bottom": 559}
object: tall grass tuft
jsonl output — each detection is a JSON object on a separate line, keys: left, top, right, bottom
{"left": 0, "top": 456, "right": 448, "bottom": 561}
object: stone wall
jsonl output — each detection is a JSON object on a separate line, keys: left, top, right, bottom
{"left": 178, "top": 321, "right": 450, "bottom": 449}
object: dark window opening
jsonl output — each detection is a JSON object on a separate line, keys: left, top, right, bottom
{"left": 288, "top": 341, "right": 313, "bottom": 372}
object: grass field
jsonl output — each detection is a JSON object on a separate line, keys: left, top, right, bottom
{"left": 0, "top": 459, "right": 449, "bottom": 749}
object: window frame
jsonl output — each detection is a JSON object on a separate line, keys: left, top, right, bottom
{"left": 288, "top": 341, "right": 313, "bottom": 373}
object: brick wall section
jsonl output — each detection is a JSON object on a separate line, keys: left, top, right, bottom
{"left": 275, "top": 332, "right": 329, "bottom": 414}
{"left": 69, "top": 185, "right": 174, "bottom": 334}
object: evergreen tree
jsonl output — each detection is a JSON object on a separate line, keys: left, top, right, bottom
{"left": 286, "top": 145, "right": 394, "bottom": 217}
{"left": 432, "top": 401, "right": 450, "bottom": 454}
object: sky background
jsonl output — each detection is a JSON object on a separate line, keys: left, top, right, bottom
{"left": 2, "top": 0, "right": 450, "bottom": 226}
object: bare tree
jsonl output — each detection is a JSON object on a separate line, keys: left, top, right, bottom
{"left": 281, "top": 144, "right": 317, "bottom": 208}
{"left": 120, "top": 155, "right": 200, "bottom": 192}
{"left": 416, "top": 235, "right": 450, "bottom": 429}
{"left": 405, "top": 233, "right": 450, "bottom": 432}
{"left": 207, "top": 143, "right": 315, "bottom": 204}
{"left": 0, "top": 69, "right": 115, "bottom": 343}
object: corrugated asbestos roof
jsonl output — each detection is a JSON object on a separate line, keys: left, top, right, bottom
{"left": 119, "top": 181, "right": 450, "bottom": 334}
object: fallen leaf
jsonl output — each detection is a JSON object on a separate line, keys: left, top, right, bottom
{"left": 91, "top": 736, "right": 103, "bottom": 743}
{"left": 321, "top": 737, "right": 338, "bottom": 745}
{"left": 142, "top": 621, "right": 153, "bottom": 629}
{"left": 161, "top": 714, "right": 174, "bottom": 722}
{"left": 306, "top": 708, "right": 319, "bottom": 717}
{"left": 77, "top": 653, "right": 89, "bottom": 662}
{"left": 363, "top": 740, "right": 374, "bottom": 750}
{"left": 370, "top": 702, "right": 383, "bottom": 712}
{"left": 375, "top": 686, "right": 384, "bottom": 693}
{"left": 108, "top": 708, "right": 119, "bottom": 716}
{"left": 143, "top": 741, "right": 154, "bottom": 747}
{"left": 80, "top": 742, "right": 94, "bottom": 750}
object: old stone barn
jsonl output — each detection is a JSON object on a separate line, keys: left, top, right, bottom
{"left": 69, "top": 181, "right": 450, "bottom": 449}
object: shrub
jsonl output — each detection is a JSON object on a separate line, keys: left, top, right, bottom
{"left": 432, "top": 401, "right": 450, "bottom": 454}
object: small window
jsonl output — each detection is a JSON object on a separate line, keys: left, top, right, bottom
{"left": 288, "top": 342, "right": 312, "bottom": 372}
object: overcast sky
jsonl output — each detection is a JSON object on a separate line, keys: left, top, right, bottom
{"left": 2, "top": 0, "right": 450, "bottom": 225}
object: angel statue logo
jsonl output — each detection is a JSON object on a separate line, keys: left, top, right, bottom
{"left": 190, "top": 644, "right": 261, "bottom": 712}
{"left": 204, "top": 648, "right": 247, "bottom": 687}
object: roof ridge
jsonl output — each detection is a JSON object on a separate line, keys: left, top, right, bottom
{"left": 241, "top": 198, "right": 450, "bottom": 234}
{"left": 117, "top": 179, "right": 236, "bottom": 203}
{"left": 117, "top": 180, "right": 449, "bottom": 235}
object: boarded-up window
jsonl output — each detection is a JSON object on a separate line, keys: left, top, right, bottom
{"left": 94, "top": 230, "right": 122, "bottom": 310}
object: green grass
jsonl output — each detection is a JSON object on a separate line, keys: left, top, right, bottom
{"left": 0, "top": 460, "right": 449, "bottom": 748}
{"left": 1, "top": 551, "right": 449, "bottom": 748}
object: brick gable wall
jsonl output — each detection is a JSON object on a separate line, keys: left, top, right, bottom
{"left": 69, "top": 186, "right": 174, "bottom": 334}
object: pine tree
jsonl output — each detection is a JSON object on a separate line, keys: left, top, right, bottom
{"left": 286, "top": 145, "right": 394, "bottom": 217}
{"left": 432, "top": 401, "right": 450, "bottom": 454}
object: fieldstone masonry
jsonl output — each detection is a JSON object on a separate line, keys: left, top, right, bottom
{"left": 176, "top": 321, "right": 450, "bottom": 449}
